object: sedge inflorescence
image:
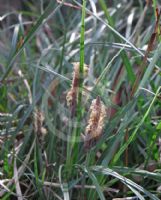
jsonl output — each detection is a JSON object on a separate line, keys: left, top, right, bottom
{"left": 66, "top": 63, "right": 106, "bottom": 150}
{"left": 83, "top": 96, "right": 106, "bottom": 150}
{"left": 66, "top": 62, "right": 88, "bottom": 116}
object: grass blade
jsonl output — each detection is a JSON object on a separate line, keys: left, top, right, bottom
{"left": 1, "top": 1, "right": 62, "bottom": 82}
{"left": 113, "top": 86, "right": 161, "bottom": 164}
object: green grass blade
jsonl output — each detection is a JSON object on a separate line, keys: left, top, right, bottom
{"left": 137, "top": 43, "right": 161, "bottom": 93}
{"left": 114, "top": 166, "right": 161, "bottom": 182}
{"left": 92, "top": 166, "right": 159, "bottom": 200}
{"left": 99, "top": 0, "right": 136, "bottom": 84}
{"left": 80, "top": 166, "right": 106, "bottom": 200}
{"left": 77, "top": 0, "right": 86, "bottom": 119}
{"left": 67, "top": 0, "right": 87, "bottom": 166}
{"left": 1, "top": 1, "right": 62, "bottom": 82}
{"left": 113, "top": 86, "right": 161, "bottom": 164}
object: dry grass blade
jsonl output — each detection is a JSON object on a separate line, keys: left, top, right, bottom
{"left": 14, "top": 157, "right": 23, "bottom": 200}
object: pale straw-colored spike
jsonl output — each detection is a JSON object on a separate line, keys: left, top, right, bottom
{"left": 84, "top": 96, "right": 106, "bottom": 150}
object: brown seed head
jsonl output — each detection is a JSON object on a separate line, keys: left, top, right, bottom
{"left": 83, "top": 96, "right": 106, "bottom": 150}
{"left": 34, "top": 109, "right": 47, "bottom": 148}
{"left": 66, "top": 62, "right": 89, "bottom": 112}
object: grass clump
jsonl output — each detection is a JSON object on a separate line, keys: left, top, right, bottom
{"left": 0, "top": 0, "right": 161, "bottom": 199}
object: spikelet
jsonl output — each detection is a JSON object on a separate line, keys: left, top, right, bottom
{"left": 34, "top": 109, "right": 47, "bottom": 149}
{"left": 83, "top": 96, "right": 106, "bottom": 150}
{"left": 66, "top": 62, "right": 89, "bottom": 116}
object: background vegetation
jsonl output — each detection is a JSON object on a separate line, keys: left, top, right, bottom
{"left": 0, "top": 0, "right": 161, "bottom": 199}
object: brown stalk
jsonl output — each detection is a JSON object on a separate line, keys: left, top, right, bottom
{"left": 131, "top": 8, "right": 161, "bottom": 97}
{"left": 106, "top": 65, "right": 124, "bottom": 118}
{"left": 56, "top": 0, "right": 81, "bottom": 10}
